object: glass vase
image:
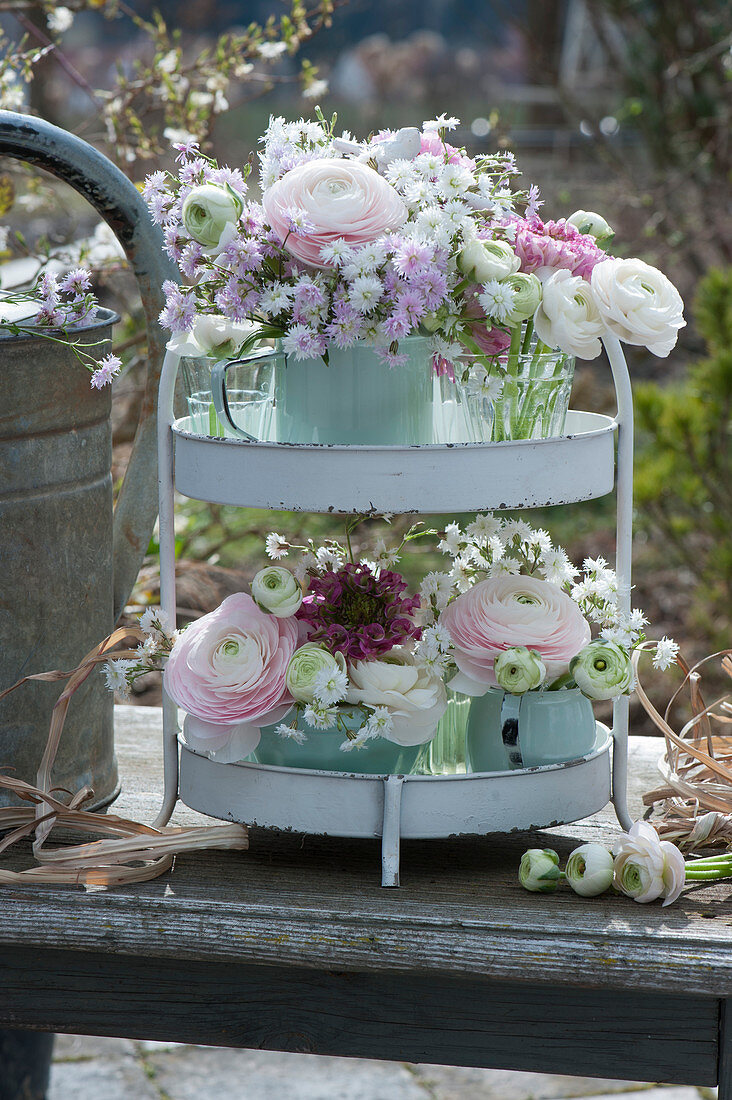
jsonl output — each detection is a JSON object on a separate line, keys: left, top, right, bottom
{"left": 457, "top": 344, "right": 575, "bottom": 442}
{"left": 180, "top": 353, "right": 275, "bottom": 439}
{"left": 425, "top": 688, "right": 470, "bottom": 774}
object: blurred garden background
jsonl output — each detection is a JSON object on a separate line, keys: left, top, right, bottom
{"left": 1, "top": 0, "right": 730, "bottom": 731}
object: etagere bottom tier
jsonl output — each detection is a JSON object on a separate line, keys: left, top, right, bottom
{"left": 178, "top": 725, "right": 615, "bottom": 885}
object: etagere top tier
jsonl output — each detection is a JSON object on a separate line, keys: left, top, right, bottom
{"left": 154, "top": 335, "right": 635, "bottom": 885}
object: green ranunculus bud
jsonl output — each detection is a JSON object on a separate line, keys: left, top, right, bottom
{"left": 181, "top": 183, "right": 243, "bottom": 251}
{"left": 251, "top": 566, "right": 302, "bottom": 618}
{"left": 566, "top": 209, "right": 614, "bottom": 244}
{"left": 286, "top": 643, "right": 346, "bottom": 704}
{"left": 494, "top": 646, "right": 546, "bottom": 695}
{"left": 458, "top": 238, "right": 520, "bottom": 282}
{"left": 503, "top": 272, "right": 542, "bottom": 324}
{"left": 519, "top": 848, "right": 561, "bottom": 893}
{"left": 570, "top": 640, "right": 633, "bottom": 701}
{"left": 565, "top": 843, "right": 614, "bottom": 897}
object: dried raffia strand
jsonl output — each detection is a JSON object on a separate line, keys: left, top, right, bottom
{"left": 634, "top": 644, "right": 732, "bottom": 851}
{"left": 0, "top": 629, "right": 248, "bottom": 887}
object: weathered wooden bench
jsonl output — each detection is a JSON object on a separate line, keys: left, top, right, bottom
{"left": 1, "top": 705, "right": 730, "bottom": 1098}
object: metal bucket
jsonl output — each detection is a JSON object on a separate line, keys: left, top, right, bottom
{"left": 0, "top": 111, "right": 177, "bottom": 808}
{"left": 0, "top": 310, "right": 119, "bottom": 807}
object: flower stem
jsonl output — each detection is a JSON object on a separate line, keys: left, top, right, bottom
{"left": 520, "top": 318, "right": 534, "bottom": 356}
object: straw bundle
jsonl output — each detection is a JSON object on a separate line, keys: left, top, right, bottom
{"left": 0, "top": 628, "right": 249, "bottom": 886}
{"left": 635, "top": 647, "right": 732, "bottom": 850}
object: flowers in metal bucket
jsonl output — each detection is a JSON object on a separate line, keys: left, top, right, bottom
{"left": 145, "top": 112, "right": 685, "bottom": 397}
{"left": 0, "top": 268, "right": 122, "bottom": 387}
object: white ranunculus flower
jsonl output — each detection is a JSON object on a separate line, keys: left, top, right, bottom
{"left": 181, "top": 183, "right": 243, "bottom": 253}
{"left": 613, "top": 820, "right": 686, "bottom": 906}
{"left": 458, "top": 238, "right": 520, "bottom": 283}
{"left": 345, "top": 651, "right": 447, "bottom": 746}
{"left": 494, "top": 646, "right": 546, "bottom": 695}
{"left": 566, "top": 209, "right": 614, "bottom": 242}
{"left": 570, "top": 640, "right": 634, "bottom": 701}
{"left": 518, "top": 848, "right": 561, "bottom": 893}
{"left": 591, "top": 257, "right": 685, "bottom": 358}
{"left": 503, "top": 272, "right": 542, "bottom": 324}
{"left": 251, "top": 566, "right": 302, "bottom": 618}
{"left": 166, "top": 314, "right": 258, "bottom": 359}
{"left": 565, "top": 843, "right": 614, "bottom": 897}
{"left": 534, "top": 268, "right": 606, "bottom": 360}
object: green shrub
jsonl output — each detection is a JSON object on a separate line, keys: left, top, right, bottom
{"left": 634, "top": 267, "right": 732, "bottom": 640}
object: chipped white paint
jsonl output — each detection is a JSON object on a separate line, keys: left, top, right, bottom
{"left": 171, "top": 409, "right": 616, "bottom": 513}
{"left": 178, "top": 726, "right": 613, "bottom": 842}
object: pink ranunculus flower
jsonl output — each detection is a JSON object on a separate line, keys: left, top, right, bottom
{"left": 163, "top": 593, "right": 298, "bottom": 761}
{"left": 262, "top": 158, "right": 408, "bottom": 269}
{"left": 513, "top": 216, "right": 605, "bottom": 281}
{"left": 441, "top": 575, "right": 591, "bottom": 696}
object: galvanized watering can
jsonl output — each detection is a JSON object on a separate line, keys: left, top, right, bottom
{"left": 0, "top": 111, "right": 177, "bottom": 808}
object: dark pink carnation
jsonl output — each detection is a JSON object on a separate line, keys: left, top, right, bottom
{"left": 513, "top": 216, "right": 605, "bottom": 281}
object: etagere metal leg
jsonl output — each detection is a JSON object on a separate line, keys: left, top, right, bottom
{"left": 381, "top": 775, "right": 405, "bottom": 887}
{"left": 602, "top": 335, "right": 634, "bottom": 833}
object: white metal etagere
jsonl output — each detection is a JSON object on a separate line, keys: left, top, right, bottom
{"left": 153, "top": 336, "right": 634, "bottom": 885}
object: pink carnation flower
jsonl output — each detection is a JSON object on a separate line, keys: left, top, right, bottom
{"left": 419, "top": 131, "right": 475, "bottom": 169}
{"left": 442, "top": 575, "right": 591, "bottom": 696}
{"left": 262, "top": 158, "right": 407, "bottom": 269}
{"left": 163, "top": 593, "right": 298, "bottom": 759}
{"left": 514, "top": 216, "right": 605, "bottom": 281}
{"left": 462, "top": 284, "right": 512, "bottom": 359}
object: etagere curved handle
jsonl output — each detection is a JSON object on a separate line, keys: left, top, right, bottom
{"left": 601, "top": 334, "right": 634, "bottom": 832}
{"left": 155, "top": 347, "right": 182, "bottom": 827}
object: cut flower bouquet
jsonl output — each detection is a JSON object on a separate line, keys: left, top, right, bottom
{"left": 424, "top": 514, "right": 678, "bottom": 700}
{"left": 147, "top": 111, "right": 685, "bottom": 442}
{"left": 111, "top": 525, "right": 449, "bottom": 769}
{"left": 112, "top": 514, "right": 676, "bottom": 774}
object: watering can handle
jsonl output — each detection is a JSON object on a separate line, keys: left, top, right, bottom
{"left": 0, "top": 111, "right": 178, "bottom": 621}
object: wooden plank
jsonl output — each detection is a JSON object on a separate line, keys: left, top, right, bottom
{"left": 721, "top": 999, "right": 732, "bottom": 1100}
{"left": 0, "top": 710, "right": 730, "bottom": 998}
{"left": 0, "top": 947, "right": 719, "bottom": 1086}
